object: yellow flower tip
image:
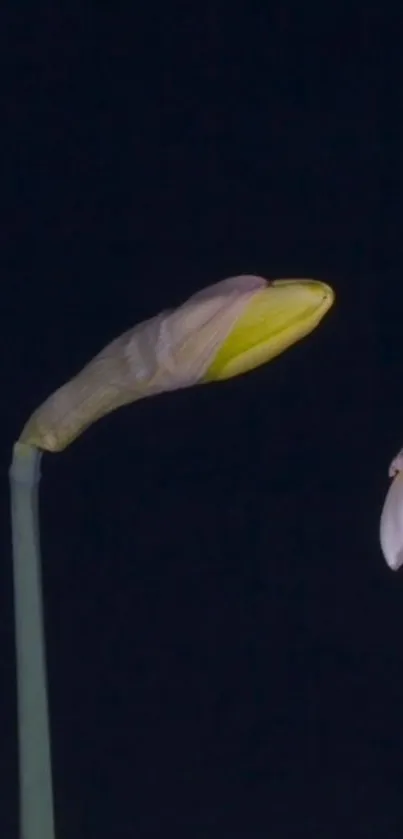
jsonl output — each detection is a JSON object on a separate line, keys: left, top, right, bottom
{"left": 203, "top": 278, "right": 335, "bottom": 382}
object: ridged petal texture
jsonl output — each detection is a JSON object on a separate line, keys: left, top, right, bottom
{"left": 19, "top": 275, "right": 266, "bottom": 452}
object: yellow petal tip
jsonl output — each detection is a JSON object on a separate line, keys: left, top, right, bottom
{"left": 204, "top": 278, "right": 335, "bottom": 382}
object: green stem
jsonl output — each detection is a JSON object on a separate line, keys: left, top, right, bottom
{"left": 10, "top": 442, "right": 55, "bottom": 839}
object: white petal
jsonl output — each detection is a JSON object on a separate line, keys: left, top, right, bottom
{"left": 380, "top": 472, "right": 403, "bottom": 570}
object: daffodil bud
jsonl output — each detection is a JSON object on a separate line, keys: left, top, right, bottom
{"left": 20, "top": 275, "right": 334, "bottom": 452}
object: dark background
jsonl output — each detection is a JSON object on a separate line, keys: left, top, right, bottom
{"left": 3, "top": 5, "right": 403, "bottom": 837}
